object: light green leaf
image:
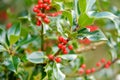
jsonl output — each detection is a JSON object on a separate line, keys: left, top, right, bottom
{"left": 86, "top": 0, "right": 96, "bottom": 11}
{"left": 0, "top": 45, "right": 6, "bottom": 52}
{"left": 78, "top": 13, "right": 94, "bottom": 27}
{"left": 79, "top": 0, "right": 86, "bottom": 13}
{"left": 62, "top": 11, "right": 73, "bottom": 26}
{"left": 27, "top": 51, "right": 46, "bottom": 64}
{"left": 7, "top": 22, "right": 21, "bottom": 45}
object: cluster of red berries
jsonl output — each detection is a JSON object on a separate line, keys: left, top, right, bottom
{"left": 48, "top": 11, "right": 62, "bottom": 17}
{"left": 58, "top": 36, "right": 73, "bottom": 54}
{"left": 78, "top": 58, "right": 112, "bottom": 75}
{"left": 33, "top": 0, "right": 51, "bottom": 26}
{"left": 47, "top": 54, "right": 62, "bottom": 63}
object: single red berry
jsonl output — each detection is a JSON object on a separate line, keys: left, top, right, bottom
{"left": 58, "top": 43, "right": 63, "bottom": 49}
{"left": 78, "top": 69, "right": 84, "bottom": 74}
{"left": 91, "top": 68, "right": 96, "bottom": 73}
{"left": 86, "top": 25, "right": 98, "bottom": 32}
{"left": 96, "top": 62, "right": 101, "bottom": 67}
{"left": 57, "top": 11, "right": 62, "bottom": 15}
{"left": 68, "top": 45, "right": 73, "bottom": 50}
{"left": 41, "top": 13, "right": 46, "bottom": 18}
{"left": 63, "top": 49, "right": 68, "bottom": 54}
{"left": 83, "top": 38, "right": 91, "bottom": 45}
{"left": 58, "top": 36, "right": 64, "bottom": 42}
{"left": 37, "top": 12, "right": 43, "bottom": 16}
{"left": 43, "top": 3, "right": 48, "bottom": 8}
{"left": 48, "top": 0, "right": 51, "bottom": 4}
{"left": 43, "top": 0, "right": 48, "bottom": 3}
{"left": 38, "top": 4, "right": 43, "bottom": 8}
{"left": 55, "top": 57, "right": 62, "bottom": 63}
{"left": 63, "top": 39, "right": 67, "bottom": 45}
{"left": 101, "top": 58, "right": 106, "bottom": 63}
{"left": 36, "top": 20, "right": 41, "bottom": 26}
{"left": 81, "top": 64, "right": 86, "bottom": 69}
{"left": 86, "top": 69, "right": 91, "bottom": 74}
{"left": 62, "top": 45, "right": 66, "bottom": 50}
{"left": 45, "top": 6, "right": 50, "bottom": 10}
{"left": 43, "top": 17, "right": 50, "bottom": 24}
{"left": 6, "top": 22, "right": 12, "bottom": 29}
{"left": 47, "top": 54, "right": 54, "bottom": 60}
{"left": 107, "top": 61, "right": 111, "bottom": 65}
{"left": 38, "top": 0, "right": 43, "bottom": 4}
{"left": 104, "top": 64, "right": 110, "bottom": 68}
{"left": 33, "top": 7, "right": 39, "bottom": 13}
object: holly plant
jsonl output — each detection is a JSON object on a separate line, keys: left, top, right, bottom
{"left": 0, "top": 0, "right": 120, "bottom": 80}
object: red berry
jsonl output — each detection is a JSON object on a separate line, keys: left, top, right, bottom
{"left": 91, "top": 68, "right": 96, "bottom": 73}
{"left": 86, "top": 69, "right": 91, "bottom": 74}
{"left": 63, "top": 49, "right": 68, "bottom": 54}
{"left": 104, "top": 64, "right": 110, "bottom": 68}
{"left": 43, "top": 0, "right": 48, "bottom": 3}
{"left": 43, "top": 17, "right": 50, "bottom": 24}
{"left": 101, "top": 58, "right": 106, "bottom": 63}
{"left": 83, "top": 38, "right": 91, "bottom": 45}
{"left": 78, "top": 69, "right": 84, "bottom": 74}
{"left": 37, "top": 12, "right": 42, "bottom": 16}
{"left": 86, "top": 25, "right": 98, "bottom": 32}
{"left": 62, "top": 45, "right": 66, "bottom": 50}
{"left": 38, "top": 0, "right": 43, "bottom": 4}
{"left": 33, "top": 7, "right": 39, "bottom": 13}
{"left": 47, "top": 54, "right": 54, "bottom": 60}
{"left": 6, "top": 22, "right": 12, "bottom": 29}
{"left": 68, "top": 45, "right": 73, "bottom": 50}
{"left": 96, "top": 62, "right": 101, "bottom": 67}
{"left": 43, "top": 3, "right": 48, "bottom": 8}
{"left": 41, "top": 13, "right": 46, "bottom": 18}
{"left": 81, "top": 64, "right": 86, "bottom": 69}
{"left": 36, "top": 20, "right": 41, "bottom": 26}
{"left": 38, "top": 4, "right": 43, "bottom": 8}
{"left": 63, "top": 39, "right": 67, "bottom": 45}
{"left": 107, "top": 61, "right": 111, "bottom": 65}
{"left": 45, "top": 6, "right": 50, "bottom": 10}
{"left": 55, "top": 57, "right": 62, "bottom": 63}
{"left": 35, "top": 5, "right": 39, "bottom": 8}
{"left": 58, "top": 36, "right": 64, "bottom": 42}
{"left": 58, "top": 43, "right": 63, "bottom": 49}
{"left": 48, "top": 0, "right": 51, "bottom": 4}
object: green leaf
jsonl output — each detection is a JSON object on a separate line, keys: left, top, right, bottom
{"left": 77, "top": 28, "right": 107, "bottom": 41}
{"left": 45, "top": 62, "right": 65, "bottom": 80}
{"left": 7, "top": 22, "right": 21, "bottom": 45}
{"left": 0, "top": 45, "right": 6, "bottom": 52}
{"left": 86, "top": 0, "right": 96, "bottom": 11}
{"left": 60, "top": 54, "right": 77, "bottom": 61}
{"left": 78, "top": 13, "right": 94, "bottom": 27}
{"left": 62, "top": 11, "right": 73, "bottom": 26}
{"left": 79, "top": 0, "right": 86, "bottom": 13}
{"left": 4, "top": 56, "right": 20, "bottom": 73}
{"left": 27, "top": 51, "right": 46, "bottom": 64}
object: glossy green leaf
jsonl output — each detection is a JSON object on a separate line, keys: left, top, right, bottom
{"left": 60, "top": 54, "right": 77, "bottom": 61}
{"left": 7, "top": 22, "right": 21, "bottom": 45}
{"left": 27, "top": 51, "right": 46, "bottom": 64}
{"left": 86, "top": 0, "right": 96, "bottom": 11}
{"left": 79, "top": 0, "right": 86, "bottom": 13}
{"left": 62, "top": 11, "right": 73, "bottom": 26}
{"left": 4, "top": 56, "right": 20, "bottom": 73}
{"left": 78, "top": 13, "right": 94, "bottom": 27}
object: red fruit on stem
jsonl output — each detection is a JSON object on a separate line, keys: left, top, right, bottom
{"left": 33, "top": 7, "right": 39, "bottom": 13}
{"left": 6, "top": 23, "right": 12, "bottom": 29}
{"left": 63, "top": 49, "right": 68, "bottom": 54}
{"left": 105, "top": 64, "right": 110, "bottom": 68}
{"left": 58, "top": 36, "right": 64, "bottom": 42}
{"left": 101, "top": 58, "right": 106, "bottom": 63}
{"left": 38, "top": 4, "right": 43, "bottom": 8}
{"left": 81, "top": 64, "right": 86, "bottom": 69}
{"left": 78, "top": 69, "right": 84, "bottom": 74}
{"left": 107, "top": 61, "right": 111, "bottom": 65}
{"left": 45, "top": 6, "right": 50, "bottom": 10}
{"left": 43, "top": 17, "right": 50, "bottom": 24}
{"left": 86, "top": 69, "right": 91, "bottom": 74}
{"left": 58, "top": 43, "right": 63, "bottom": 49}
{"left": 86, "top": 25, "right": 98, "bottom": 32}
{"left": 96, "top": 62, "right": 101, "bottom": 67}
{"left": 38, "top": 0, "right": 43, "bottom": 4}
{"left": 36, "top": 20, "right": 41, "bottom": 26}
{"left": 48, "top": 54, "right": 54, "bottom": 60}
{"left": 48, "top": 0, "right": 51, "bottom": 4}
{"left": 63, "top": 39, "right": 67, "bottom": 45}
{"left": 55, "top": 57, "right": 62, "bottom": 63}
{"left": 43, "top": 3, "right": 48, "bottom": 8}
{"left": 91, "top": 68, "right": 96, "bottom": 73}
{"left": 62, "top": 45, "right": 66, "bottom": 50}
{"left": 37, "top": 12, "right": 43, "bottom": 16}
{"left": 83, "top": 38, "right": 91, "bottom": 45}
{"left": 43, "top": 0, "right": 48, "bottom": 3}
{"left": 68, "top": 45, "right": 73, "bottom": 50}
